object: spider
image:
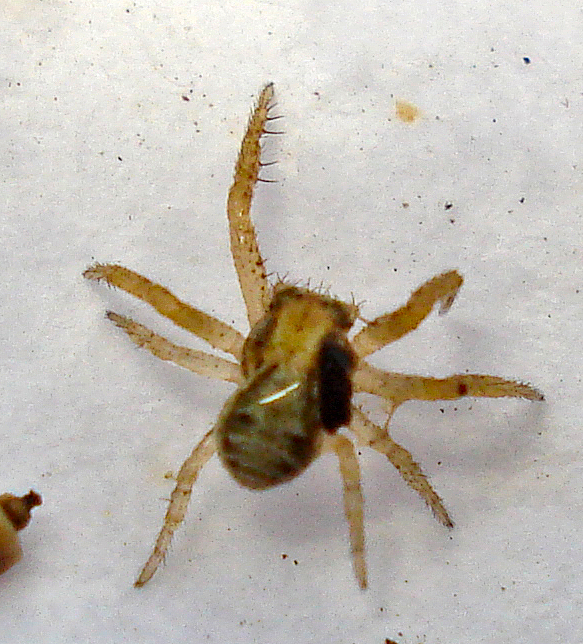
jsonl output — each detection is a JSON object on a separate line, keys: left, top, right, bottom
{"left": 84, "top": 83, "right": 543, "bottom": 589}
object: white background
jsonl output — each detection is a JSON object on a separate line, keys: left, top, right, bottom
{"left": 1, "top": 2, "right": 581, "bottom": 643}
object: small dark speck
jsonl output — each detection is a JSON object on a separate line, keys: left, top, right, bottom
{"left": 182, "top": 95, "right": 190, "bottom": 101}
{"left": 293, "top": 559, "right": 298, "bottom": 565}
{"left": 281, "top": 554, "right": 288, "bottom": 559}
{"left": 519, "top": 197, "right": 525, "bottom": 203}
{"left": 117, "top": 156, "right": 122, "bottom": 161}
{"left": 449, "top": 218, "right": 455, "bottom": 224}
{"left": 402, "top": 202, "right": 409, "bottom": 208}
{"left": 444, "top": 202, "right": 453, "bottom": 210}
{"left": 523, "top": 57, "right": 531, "bottom": 64}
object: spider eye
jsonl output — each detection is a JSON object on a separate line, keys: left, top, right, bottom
{"left": 317, "top": 335, "right": 355, "bottom": 432}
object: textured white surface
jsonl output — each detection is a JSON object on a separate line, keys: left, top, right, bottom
{"left": 0, "top": 2, "right": 580, "bottom": 643}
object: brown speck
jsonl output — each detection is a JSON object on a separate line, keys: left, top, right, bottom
{"left": 395, "top": 100, "right": 420, "bottom": 123}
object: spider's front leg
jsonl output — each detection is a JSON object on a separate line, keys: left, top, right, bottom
{"left": 352, "top": 270, "right": 463, "bottom": 358}
{"left": 105, "top": 312, "right": 241, "bottom": 383}
{"left": 84, "top": 264, "right": 245, "bottom": 358}
{"left": 227, "top": 83, "right": 277, "bottom": 326}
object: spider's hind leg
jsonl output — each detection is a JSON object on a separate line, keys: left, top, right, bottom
{"left": 322, "top": 433, "right": 367, "bottom": 589}
{"left": 135, "top": 427, "right": 216, "bottom": 587}
{"left": 350, "top": 406, "right": 453, "bottom": 529}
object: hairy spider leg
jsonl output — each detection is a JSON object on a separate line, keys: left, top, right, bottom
{"left": 352, "top": 270, "right": 463, "bottom": 358}
{"left": 135, "top": 427, "right": 216, "bottom": 587}
{"left": 84, "top": 264, "right": 244, "bottom": 359}
{"left": 227, "top": 83, "right": 275, "bottom": 326}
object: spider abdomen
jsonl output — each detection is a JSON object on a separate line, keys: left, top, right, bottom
{"left": 217, "top": 363, "right": 322, "bottom": 489}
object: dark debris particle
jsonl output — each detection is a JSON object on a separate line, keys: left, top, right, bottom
{"left": 523, "top": 57, "right": 531, "bottom": 64}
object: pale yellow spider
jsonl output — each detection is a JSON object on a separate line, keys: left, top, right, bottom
{"left": 84, "top": 84, "right": 543, "bottom": 589}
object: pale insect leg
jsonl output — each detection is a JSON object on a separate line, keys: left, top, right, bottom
{"left": 135, "top": 427, "right": 216, "bottom": 587}
{"left": 350, "top": 406, "right": 453, "bottom": 528}
{"left": 106, "top": 312, "right": 241, "bottom": 383}
{"left": 354, "top": 362, "right": 544, "bottom": 407}
{"left": 84, "top": 264, "right": 245, "bottom": 358}
{"left": 322, "top": 433, "right": 367, "bottom": 589}
{"left": 227, "top": 83, "right": 275, "bottom": 326}
{"left": 352, "top": 270, "right": 463, "bottom": 358}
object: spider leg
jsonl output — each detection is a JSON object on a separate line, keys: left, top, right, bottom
{"left": 355, "top": 362, "right": 544, "bottom": 406}
{"left": 352, "top": 270, "right": 463, "bottom": 358}
{"left": 350, "top": 406, "right": 453, "bottom": 528}
{"left": 322, "top": 433, "right": 367, "bottom": 589}
{"left": 105, "top": 312, "right": 241, "bottom": 383}
{"left": 135, "top": 427, "right": 216, "bottom": 587}
{"left": 84, "top": 264, "right": 244, "bottom": 358}
{"left": 227, "top": 83, "right": 274, "bottom": 326}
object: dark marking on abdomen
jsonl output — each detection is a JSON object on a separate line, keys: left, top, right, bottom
{"left": 317, "top": 335, "right": 355, "bottom": 432}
